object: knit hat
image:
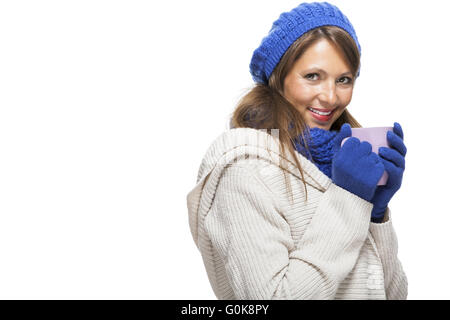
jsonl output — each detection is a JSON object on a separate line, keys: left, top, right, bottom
{"left": 249, "top": 1, "right": 361, "bottom": 84}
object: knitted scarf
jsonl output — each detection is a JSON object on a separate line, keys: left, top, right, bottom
{"left": 293, "top": 127, "right": 339, "bottom": 179}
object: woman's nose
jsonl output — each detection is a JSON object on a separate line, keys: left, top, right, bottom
{"left": 318, "top": 80, "right": 338, "bottom": 106}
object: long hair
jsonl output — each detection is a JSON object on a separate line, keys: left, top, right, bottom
{"left": 230, "top": 26, "right": 362, "bottom": 203}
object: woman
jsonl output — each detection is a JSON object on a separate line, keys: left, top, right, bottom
{"left": 187, "top": 1, "right": 407, "bottom": 300}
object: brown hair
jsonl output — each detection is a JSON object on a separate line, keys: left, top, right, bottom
{"left": 230, "top": 26, "right": 362, "bottom": 204}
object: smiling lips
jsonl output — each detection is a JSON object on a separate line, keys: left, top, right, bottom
{"left": 307, "top": 106, "right": 335, "bottom": 121}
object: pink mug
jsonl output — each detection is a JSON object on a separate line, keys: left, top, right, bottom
{"left": 341, "top": 127, "right": 393, "bottom": 186}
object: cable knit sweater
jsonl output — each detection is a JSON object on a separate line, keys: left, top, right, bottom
{"left": 186, "top": 128, "right": 408, "bottom": 300}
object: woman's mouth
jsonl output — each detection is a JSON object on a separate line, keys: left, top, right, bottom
{"left": 307, "top": 107, "right": 335, "bottom": 122}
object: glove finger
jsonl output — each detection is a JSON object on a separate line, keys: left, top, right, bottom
{"left": 340, "top": 136, "right": 360, "bottom": 153}
{"left": 393, "top": 122, "right": 404, "bottom": 140}
{"left": 379, "top": 147, "right": 405, "bottom": 169}
{"left": 358, "top": 141, "right": 373, "bottom": 156}
{"left": 387, "top": 130, "right": 407, "bottom": 157}
{"left": 380, "top": 157, "right": 403, "bottom": 189}
{"left": 368, "top": 152, "right": 381, "bottom": 164}
{"left": 333, "top": 123, "right": 352, "bottom": 151}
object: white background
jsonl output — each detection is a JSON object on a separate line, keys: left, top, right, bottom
{"left": 0, "top": 0, "right": 448, "bottom": 299}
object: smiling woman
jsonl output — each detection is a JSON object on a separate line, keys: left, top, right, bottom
{"left": 187, "top": 1, "right": 408, "bottom": 300}
{"left": 231, "top": 24, "right": 363, "bottom": 199}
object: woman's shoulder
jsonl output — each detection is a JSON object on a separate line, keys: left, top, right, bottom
{"left": 196, "top": 128, "right": 284, "bottom": 179}
{"left": 194, "top": 127, "right": 330, "bottom": 198}
{"left": 214, "top": 127, "right": 282, "bottom": 152}
{"left": 210, "top": 128, "right": 326, "bottom": 181}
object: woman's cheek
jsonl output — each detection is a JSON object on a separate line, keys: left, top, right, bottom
{"left": 291, "top": 85, "right": 315, "bottom": 104}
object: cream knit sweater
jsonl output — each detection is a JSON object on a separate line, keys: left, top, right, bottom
{"left": 187, "top": 128, "right": 407, "bottom": 300}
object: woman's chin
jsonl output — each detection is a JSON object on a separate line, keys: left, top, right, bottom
{"left": 306, "top": 120, "right": 332, "bottom": 131}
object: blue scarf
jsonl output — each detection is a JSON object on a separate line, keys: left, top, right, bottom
{"left": 293, "top": 127, "right": 338, "bottom": 179}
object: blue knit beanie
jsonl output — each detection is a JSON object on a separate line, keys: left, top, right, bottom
{"left": 249, "top": 2, "right": 361, "bottom": 84}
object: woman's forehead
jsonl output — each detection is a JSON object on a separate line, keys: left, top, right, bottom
{"left": 292, "top": 40, "right": 352, "bottom": 74}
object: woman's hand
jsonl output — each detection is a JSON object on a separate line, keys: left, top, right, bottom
{"left": 332, "top": 124, "right": 385, "bottom": 202}
{"left": 370, "top": 122, "right": 407, "bottom": 222}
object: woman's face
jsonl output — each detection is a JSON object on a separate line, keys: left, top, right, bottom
{"left": 283, "top": 39, "right": 355, "bottom": 130}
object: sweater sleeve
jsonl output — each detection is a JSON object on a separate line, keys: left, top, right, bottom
{"left": 204, "top": 164, "right": 373, "bottom": 300}
{"left": 369, "top": 209, "right": 408, "bottom": 300}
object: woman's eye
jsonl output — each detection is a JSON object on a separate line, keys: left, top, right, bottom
{"left": 304, "top": 74, "right": 353, "bottom": 84}
{"left": 339, "top": 76, "right": 353, "bottom": 84}
{"left": 305, "top": 73, "right": 319, "bottom": 80}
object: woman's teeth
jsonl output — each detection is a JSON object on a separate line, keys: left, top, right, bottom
{"left": 307, "top": 107, "right": 332, "bottom": 116}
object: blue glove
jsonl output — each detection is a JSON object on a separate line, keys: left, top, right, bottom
{"left": 331, "top": 124, "right": 385, "bottom": 202}
{"left": 370, "top": 122, "right": 407, "bottom": 223}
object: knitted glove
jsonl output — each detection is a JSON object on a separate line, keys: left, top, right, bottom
{"left": 370, "top": 122, "right": 407, "bottom": 223}
{"left": 331, "top": 124, "right": 385, "bottom": 202}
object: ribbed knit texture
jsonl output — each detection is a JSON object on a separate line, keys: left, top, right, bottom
{"left": 250, "top": 2, "right": 361, "bottom": 84}
{"left": 293, "top": 127, "right": 338, "bottom": 179}
{"left": 187, "top": 128, "right": 408, "bottom": 300}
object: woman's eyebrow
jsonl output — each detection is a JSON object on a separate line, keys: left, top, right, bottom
{"left": 304, "top": 67, "right": 352, "bottom": 76}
